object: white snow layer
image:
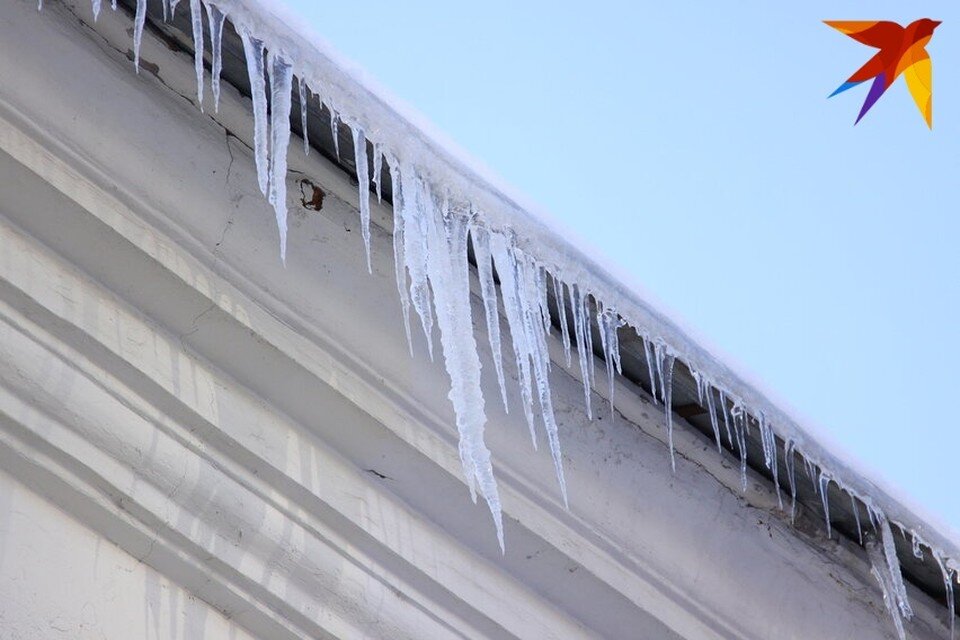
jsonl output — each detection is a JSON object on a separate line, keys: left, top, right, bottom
{"left": 48, "top": 1, "right": 960, "bottom": 636}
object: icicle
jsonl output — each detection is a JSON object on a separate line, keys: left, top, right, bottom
{"left": 372, "top": 143, "right": 383, "bottom": 203}
{"left": 133, "top": 0, "right": 146, "bottom": 73}
{"left": 487, "top": 235, "right": 569, "bottom": 504}
{"left": 698, "top": 376, "right": 722, "bottom": 453}
{"left": 867, "top": 537, "right": 907, "bottom": 640}
{"left": 161, "top": 0, "right": 170, "bottom": 21}
{"left": 238, "top": 29, "right": 269, "bottom": 197}
{"left": 297, "top": 78, "right": 310, "bottom": 155}
{"left": 387, "top": 162, "right": 413, "bottom": 355}
{"left": 653, "top": 341, "right": 667, "bottom": 404}
{"left": 784, "top": 439, "right": 798, "bottom": 522}
{"left": 352, "top": 127, "right": 372, "bottom": 272}
{"left": 597, "top": 303, "right": 623, "bottom": 418}
{"left": 583, "top": 293, "right": 596, "bottom": 382}
{"left": 38, "top": 0, "right": 42, "bottom": 11}
{"left": 205, "top": 2, "right": 225, "bottom": 113}
{"left": 873, "top": 508, "right": 915, "bottom": 621}
{"left": 652, "top": 341, "right": 677, "bottom": 470}
{"left": 571, "top": 284, "right": 593, "bottom": 419}
{"left": 189, "top": 0, "right": 204, "bottom": 111}
{"left": 704, "top": 385, "right": 720, "bottom": 452}
{"left": 535, "top": 266, "right": 552, "bottom": 339}
{"left": 731, "top": 403, "right": 748, "bottom": 491}
{"left": 719, "top": 390, "right": 733, "bottom": 446}
{"left": 330, "top": 109, "right": 341, "bottom": 159}
{"left": 471, "top": 226, "right": 509, "bottom": 413}
{"left": 267, "top": 52, "right": 293, "bottom": 263}
{"left": 851, "top": 493, "right": 863, "bottom": 545}
{"left": 92, "top": 0, "right": 102, "bottom": 20}
{"left": 490, "top": 233, "right": 538, "bottom": 449}
{"left": 398, "top": 171, "right": 435, "bottom": 359}
{"left": 641, "top": 334, "right": 657, "bottom": 403}
{"left": 421, "top": 197, "right": 503, "bottom": 549}
{"left": 757, "top": 413, "right": 783, "bottom": 509}
{"left": 934, "top": 551, "right": 956, "bottom": 640}
{"left": 517, "top": 253, "right": 567, "bottom": 505}
{"left": 662, "top": 353, "right": 676, "bottom": 472}
{"left": 819, "top": 471, "right": 832, "bottom": 538}
{"left": 553, "top": 276, "right": 572, "bottom": 367}
{"left": 169, "top": 0, "right": 179, "bottom": 17}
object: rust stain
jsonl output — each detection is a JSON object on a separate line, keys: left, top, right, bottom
{"left": 299, "top": 179, "right": 325, "bottom": 211}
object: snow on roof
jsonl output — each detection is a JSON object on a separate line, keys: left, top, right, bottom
{"left": 41, "top": 1, "right": 959, "bottom": 637}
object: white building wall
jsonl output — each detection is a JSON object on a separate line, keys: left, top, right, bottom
{"left": 0, "top": 1, "right": 952, "bottom": 638}
{"left": 0, "top": 468, "right": 261, "bottom": 640}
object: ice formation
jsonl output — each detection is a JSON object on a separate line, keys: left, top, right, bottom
{"left": 471, "top": 226, "right": 510, "bottom": 412}
{"left": 869, "top": 536, "right": 909, "bottom": 640}
{"left": 41, "top": 1, "right": 960, "bottom": 637}
{"left": 205, "top": 2, "right": 225, "bottom": 111}
{"left": 267, "top": 51, "right": 293, "bottom": 263}
{"left": 132, "top": 0, "right": 145, "bottom": 71}
{"left": 352, "top": 126, "right": 372, "bottom": 272}
{"left": 189, "top": 0, "right": 204, "bottom": 111}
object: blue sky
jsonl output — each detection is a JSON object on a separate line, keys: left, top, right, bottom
{"left": 283, "top": 1, "right": 960, "bottom": 532}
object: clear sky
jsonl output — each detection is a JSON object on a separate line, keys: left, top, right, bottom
{"left": 281, "top": 1, "right": 960, "bottom": 532}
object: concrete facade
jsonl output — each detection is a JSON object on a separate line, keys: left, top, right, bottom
{"left": 0, "top": 1, "right": 953, "bottom": 638}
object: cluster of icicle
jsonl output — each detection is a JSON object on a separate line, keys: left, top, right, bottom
{"left": 46, "top": 1, "right": 958, "bottom": 637}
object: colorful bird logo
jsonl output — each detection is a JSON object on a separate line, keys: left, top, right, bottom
{"left": 825, "top": 19, "right": 940, "bottom": 128}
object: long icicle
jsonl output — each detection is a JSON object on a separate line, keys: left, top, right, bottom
{"left": 267, "top": 52, "right": 293, "bottom": 263}
{"left": 237, "top": 28, "right": 269, "bottom": 197}
{"left": 571, "top": 284, "right": 593, "bottom": 419}
{"left": 133, "top": 0, "right": 146, "bottom": 73}
{"left": 731, "top": 403, "right": 748, "bottom": 491}
{"left": 660, "top": 349, "right": 677, "bottom": 472}
{"left": 205, "top": 2, "right": 225, "bottom": 112}
{"left": 491, "top": 233, "right": 538, "bottom": 448}
{"left": 867, "top": 536, "right": 907, "bottom": 640}
{"left": 399, "top": 172, "right": 435, "bottom": 359}
{"left": 819, "top": 471, "right": 832, "bottom": 538}
{"left": 471, "top": 226, "right": 509, "bottom": 413}
{"left": 758, "top": 412, "right": 783, "bottom": 510}
{"left": 387, "top": 161, "right": 414, "bottom": 355}
{"left": 641, "top": 333, "right": 657, "bottom": 403}
{"left": 352, "top": 126, "right": 372, "bottom": 272}
{"left": 874, "top": 507, "right": 915, "bottom": 622}
{"left": 784, "top": 439, "right": 798, "bottom": 523}
{"left": 517, "top": 252, "right": 567, "bottom": 505}
{"left": 189, "top": 0, "right": 204, "bottom": 111}
{"left": 422, "top": 195, "right": 504, "bottom": 548}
